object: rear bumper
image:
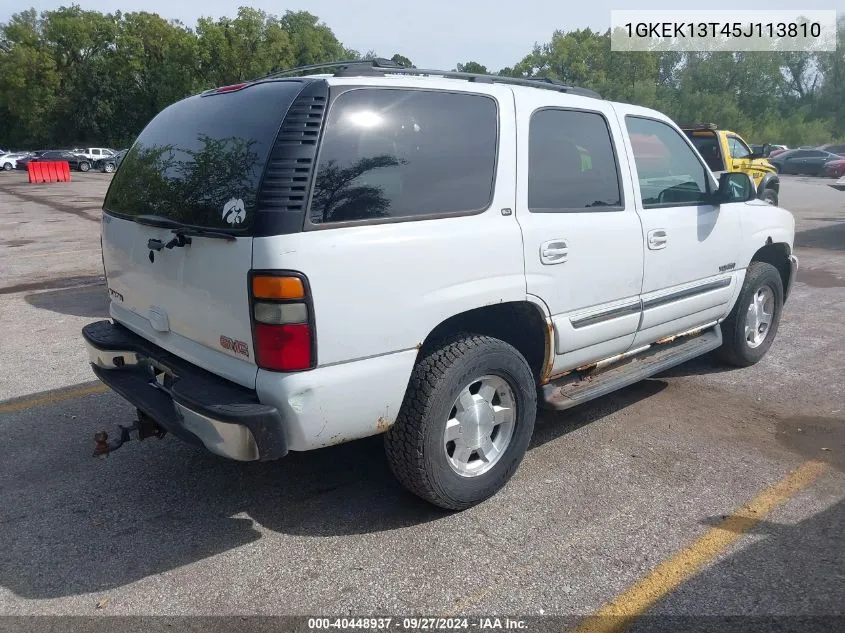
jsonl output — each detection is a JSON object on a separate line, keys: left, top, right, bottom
{"left": 82, "top": 320, "right": 287, "bottom": 461}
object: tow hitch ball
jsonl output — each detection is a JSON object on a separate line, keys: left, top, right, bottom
{"left": 93, "top": 411, "right": 166, "bottom": 457}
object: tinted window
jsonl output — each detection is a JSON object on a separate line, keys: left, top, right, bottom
{"left": 626, "top": 117, "right": 710, "bottom": 207}
{"left": 104, "top": 80, "right": 305, "bottom": 230}
{"left": 688, "top": 132, "right": 724, "bottom": 171}
{"left": 528, "top": 109, "right": 622, "bottom": 211}
{"left": 310, "top": 89, "right": 497, "bottom": 224}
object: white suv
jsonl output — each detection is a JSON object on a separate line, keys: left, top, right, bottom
{"left": 75, "top": 147, "right": 115, "bottom": 161}
{"left": 83, "top": 59, "right": 797, "bottom": 509}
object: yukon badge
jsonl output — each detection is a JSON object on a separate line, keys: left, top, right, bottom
{"left": 222, "top": 198, "right": 246, "bottom": 225}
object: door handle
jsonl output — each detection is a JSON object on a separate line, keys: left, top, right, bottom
{"left": 540, "top": 240, "right": 568, "bottom": 264}
{"left": 647, "top": 229, "right": 668, "bottom": 250}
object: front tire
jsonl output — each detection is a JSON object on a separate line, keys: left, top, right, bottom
{"left": 761, "top": 188, "right": 778, "bottom": 205}
{"left": 384, "top": 335, "right": 537, "bottom": 510}
{"left": 2, "top": 163, "right": 11, "bottom": 171}
{"left": 717, "top": 262, "right": 784, "bottom": 367}
{"left": 79, "top": 161, "right": 90, "bottom": 172}
{"left": 104, "top": 162, "right": 116, "bottom": 173}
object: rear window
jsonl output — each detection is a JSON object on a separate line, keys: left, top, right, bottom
{"left": 310, "top": 88, "right": 498, "bottom": 224}
{"left": 104, "top": 80, "right": 305, "bottom": 230}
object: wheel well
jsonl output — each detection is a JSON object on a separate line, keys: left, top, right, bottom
{"left": 419, "top": 302, "right": 549, "bottom": 383}
{"left": 751, "top": 242, "right": 791, "bottom": 295}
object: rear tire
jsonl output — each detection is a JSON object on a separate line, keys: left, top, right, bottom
{"left": 2, "top": 163, "right": 11, "bottom": 171}
{"left": 761, "top": 188, "right": 778, "bottom": 205}
{"left": 384, "top": 335, "right": 537, "bottom": 510}
{"left": 717, "top": 262, "right": 783, "bottom": 367}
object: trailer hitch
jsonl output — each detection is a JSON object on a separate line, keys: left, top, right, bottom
{"left": 93, "top": 411, "right": 166, "bottom": 457}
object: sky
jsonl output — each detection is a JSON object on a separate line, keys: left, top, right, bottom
{"left": 1, "top": 1, "right": 841, "bottom": 71}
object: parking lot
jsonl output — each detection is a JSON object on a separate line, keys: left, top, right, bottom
{"left": 0, "top": 171, "right": 843, "bottom": 628}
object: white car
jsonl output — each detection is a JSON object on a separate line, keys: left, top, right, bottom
{"left": 1, "top": 152, "right": 30, "bottom": 171}
{"left": 83, "top": 60, "right": 797, "bottom": 509}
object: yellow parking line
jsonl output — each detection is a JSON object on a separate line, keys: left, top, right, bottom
{"left": 572, "top": 460, "right": 827, "bottom": 633}
{"left": 0, "top": 383, "right": 109, "bottom": 414}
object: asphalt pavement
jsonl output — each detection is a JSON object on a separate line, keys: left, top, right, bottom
{"left": 0, "top": 171, "right": 842, "bottom": 630}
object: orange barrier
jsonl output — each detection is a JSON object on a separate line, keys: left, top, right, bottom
{"left": 27, "top": 161, "right": 72, "bottom": 183}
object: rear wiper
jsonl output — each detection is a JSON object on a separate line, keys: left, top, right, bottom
{"left": 171, "top": 227, "right": 236, "bottom": 241}
{"left": 135, "top": 215, "right": 236, "bottom": 241}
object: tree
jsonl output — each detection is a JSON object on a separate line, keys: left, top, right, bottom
{"left": 390, "top": 53, "right": 413, "bottom": 68}
{"left": 456, "top": 61, "right": 488, "bottom": 74}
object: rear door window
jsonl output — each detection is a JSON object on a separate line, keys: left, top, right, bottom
{"left": 104, "top": 80, "right": 306, "bottom": 231}
{"left": 309, "top": 88, "right": 497, "bottom": 224}
{"left": 528, "top": 108, "right": 623, "bottom": 211}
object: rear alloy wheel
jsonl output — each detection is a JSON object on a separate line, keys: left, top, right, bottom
{"left": 384, "top": 335, "right": 537, "bottom": 510}
{"left": 79, "top": 161, "right": 90, "bottom": 172}
{"left": 2, "top": 163, "right": 11, "bottom": 171}
{"left": 717, "top": 261, "right": 783, "bottom": 367}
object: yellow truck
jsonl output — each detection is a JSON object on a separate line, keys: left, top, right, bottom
{"left": 681, "top": 123, "right": 780, "bottom": 205}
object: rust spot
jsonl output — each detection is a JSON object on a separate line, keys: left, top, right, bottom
{"left": 415, "top": 342, "right": 423, "bottom": 350}
{"left": 540, "top": 319, "right": 555, "bottom": 384}
{"left": 376, "top": 416, "right": 391, "bottom": 432}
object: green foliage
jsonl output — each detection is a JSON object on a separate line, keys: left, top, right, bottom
{"left": 0, "top": 7, "right": 842, "bottom": 149}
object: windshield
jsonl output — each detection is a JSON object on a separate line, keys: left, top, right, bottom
{"left": 103, "top": 80, "right": 305, "bottom": 231}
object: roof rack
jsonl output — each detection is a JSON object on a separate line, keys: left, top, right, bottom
{"left": 254, "top": 58, "right": 602, "bottom": 99}
{"left": 677, "top": 122, "right": 719, "bottom": 131}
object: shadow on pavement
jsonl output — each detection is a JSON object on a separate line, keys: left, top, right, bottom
{"left": 0, "top": 375, "right": 670, "bottom": 600}
{"left": 24, "top": 284, "right": 109, "bottom": 318}
{"left": 794, "top": 221, "right": 845, "bottom": 252}
{"left": 630, "top": 499, "right": 845, "bottom": 628}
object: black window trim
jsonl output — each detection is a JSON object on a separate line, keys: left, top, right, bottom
{"left": 527, "top": 106, "right": 626, "bottom": 214}
{"left": 625, "top": 114, "right": 718, "bottom": 210}
{"left": 302, "top": 85, "right": 501, "bottom": 231}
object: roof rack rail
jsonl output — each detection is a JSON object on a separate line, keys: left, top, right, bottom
{"left": 677, "top": 122, "right": 719, "bottom": 131}
{"left": 253, "top": 58, "right": 602, "bottom": 99}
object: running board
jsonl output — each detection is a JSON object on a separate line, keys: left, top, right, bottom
{"left": 542, "top": 325, "right": 722, "bottom": 411}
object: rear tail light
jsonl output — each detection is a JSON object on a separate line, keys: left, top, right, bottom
{"left": 251, "top": 273, "right": 315, "bottom": 371}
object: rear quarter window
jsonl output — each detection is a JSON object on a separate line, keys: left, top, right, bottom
{"left": 103, "top": 80, "right": 305, "bottom": 231}
{"left": 309, "top": 88, "right": 498, "bottom": 224}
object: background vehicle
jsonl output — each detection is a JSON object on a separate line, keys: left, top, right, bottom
{"left": 74, "top": 147, "right": 115, "bottom": 161}
{"left": 21, "top": 150, "right": 92, "bottom": 172}
{"left": 1, "top": 152, "right": 30, "bottom": 171}
{"left": 14, "top": 151, "right": 49, "bottom": 170}
{"left": 83, "top": 61, "right": 797, "bottom": 510}
{"left": 817, "top": 143, "right": 845, "bottom": 157}
{"left": 94, "top": 149, "right": 127, "bottom": 173}
{"left": 769, "top": 149, "right": 843, "bottom": 176}
{"left": 680, "top": 123, "right": 779, "bottom": 204}
{"left": 823, "top": 158, "right": 845, "bottom": 178}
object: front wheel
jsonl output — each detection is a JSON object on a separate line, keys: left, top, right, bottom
{"left": 78, "top": 161, "right": 90, "bottom": 172}
{"left": 2, "top": 163, "right": 11, "bottom": 171}
{"left": 717, "top": 262, "right": 784, "bottom": 367}
{"left": 104, "top": 162, "right": 116, "bottom": 173}
{"left": 761, "top": 188, "right": 778, "bottom": 205}
{"left": 384, "top": 335, "right": 537, "bottom": 510}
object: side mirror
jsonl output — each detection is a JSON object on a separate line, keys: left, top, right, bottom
{"left": 762, "top": 143, "right": 772, "bottom": 156}
{"left": 715, "top": 172, "right": 755, "bottom": 204}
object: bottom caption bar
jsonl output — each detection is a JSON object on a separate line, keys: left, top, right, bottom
{"left": 1, "top": 616, "right": 844, "bottom": 633}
